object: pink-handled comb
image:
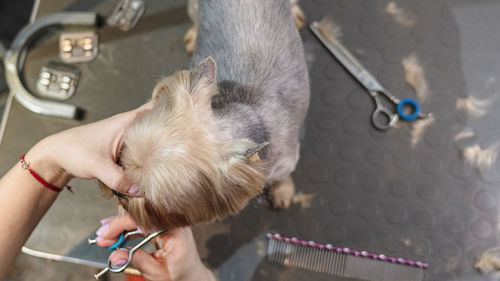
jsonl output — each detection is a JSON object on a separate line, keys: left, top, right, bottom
{"left": 266, "top": 233, "right": 428, "bottom": 281}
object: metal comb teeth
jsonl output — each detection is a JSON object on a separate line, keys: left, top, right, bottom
{"left": 266, "top": 233, "right": 427, "bottom": 281}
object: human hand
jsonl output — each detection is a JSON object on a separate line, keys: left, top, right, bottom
{"left": 26, "top": 103, "right": 152, "bottom": 195}
{"left": 96, "top": 215, "right": 215, "bottom": 281}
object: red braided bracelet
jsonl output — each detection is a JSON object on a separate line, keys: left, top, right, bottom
{"left": 20, "top": 154, "right": 63, "bottom": 193}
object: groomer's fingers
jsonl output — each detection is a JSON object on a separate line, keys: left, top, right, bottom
{"left": 96, "top": 215, "right": 139, "bottom": 247}
{"left": 132, "top": 101, "right": 154, "bottom": 113}
{"left": 93, "top": 160, "right": 140, "bottom": 196}
{"left": 109, "top": 249, "right": 130, "bottom": 266}
{"left": 109, "top": 249, "right": 166, "bottom": 277}
{"left": 130, "top": 250, "right": 167, "bottom": 277}
{"left": 111, "top": 102, "right": 154, "bottom": 131}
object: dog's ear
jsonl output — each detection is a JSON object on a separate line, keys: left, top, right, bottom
{"left": 192, "top": 56, "right": 217, "bottom": 82}
{"left": 151, "top": 82, "right": 168, "bottom": 101}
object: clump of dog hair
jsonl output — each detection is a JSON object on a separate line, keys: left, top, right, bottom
{"left": 290, "top": 0, "right": 306, "bottom": 29}
{"left": 118, "top": 57, "right": 266, "bottom": 232}
{"left": 410, "top": 116, "right": 435, "bottom": 147}
{"left": 462, "top": 143, "right": 500, "bottom": 172}
{"left": 291, "top": 192, "right": 316, "bottom": 208}
{"left": 476, "top": 248, "right": 500, "bottom": 274}
{"left": 456, "top": 96, "right": 492, "bottom": 117}
{"left": 315, "top": 17, "right": 342, "bottom": 44}
{"left": 385, "top": 2, "right": 416, "bottom": 27}
{"left": 402, "top": 55, "right": 429, "bottom": 102}
{"left": 401, "top": 54, "right": 433, "bottom": 146}
{"left": 454, "top": 128, "right": 475, "bottom": 141}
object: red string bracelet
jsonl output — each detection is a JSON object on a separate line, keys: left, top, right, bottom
{"left": 20, "top": 154, "right": 64, "bottom": 193}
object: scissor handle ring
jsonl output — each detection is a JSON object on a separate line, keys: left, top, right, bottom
{"left": 397, "top": 98, "right": 420, "bottom": 121}
{"left": 107, "top": 247, "right": 134, "bottom": 273}
{"left": 372, "top": 107, "right": 398, "bottom": 130}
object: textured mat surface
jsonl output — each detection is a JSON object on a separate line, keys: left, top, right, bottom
{"left": 1, "top": 0, "right": 499, "bottom": 281}
{"left": 198, "top": 1, "right": 500, "bottom": 281}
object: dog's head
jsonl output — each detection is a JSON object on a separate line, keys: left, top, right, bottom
{"left": 115, "top": 57, "right": 266, "bottom": 231}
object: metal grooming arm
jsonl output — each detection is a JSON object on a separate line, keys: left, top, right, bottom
{"left": 3, "top": 12, "right": 98, "bottom": 119}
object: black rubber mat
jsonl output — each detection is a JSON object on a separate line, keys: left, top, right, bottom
{"left": 198, "top": 1, "right": 500, "bottom": 281}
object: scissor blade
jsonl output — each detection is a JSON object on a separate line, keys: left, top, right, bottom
{"left": 310, "top": 21, "right": 386, "bottom": 94}
{"left": 131, "top": 230, "right": 167, "bottom": 251}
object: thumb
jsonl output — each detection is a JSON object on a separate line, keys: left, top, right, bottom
{"left": 94, "top": 160, "right": 140, "bottom": 196}
{"left": 131, "top": 250, "right": 167, "bottom": 277}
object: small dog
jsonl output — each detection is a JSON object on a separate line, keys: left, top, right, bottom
{"left": 116, "top": 0, "right": 310, "bottom": 231}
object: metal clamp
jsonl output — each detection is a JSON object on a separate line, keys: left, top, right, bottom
{"left": 59, "top": 31, "right": 99, "bottom": 63}
{"left": 3, "top": 12, "right": 98, "bottom": 119}
{"left": 107, "top": 0, "right": 146, "bottom": 32}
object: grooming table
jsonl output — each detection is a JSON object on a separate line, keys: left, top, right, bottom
{"left": 1, "top": 0, "right": 500, "bottom": 280}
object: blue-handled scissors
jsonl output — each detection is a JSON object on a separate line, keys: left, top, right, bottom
{"left": 90, "top": 229, "right": 167, "bottom": 279}
{"left": 310, "top": 21, "right": 433, "bottom": 130}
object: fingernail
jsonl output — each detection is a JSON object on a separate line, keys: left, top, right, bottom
{"left": 128, "top": 185, "right": 143, "bottom": 197}
{"left": 137, "top": 227, "right": 144, "bottom": 234}
{"left": 100, "top": 217, "right": 113, "bottom": 225}
{"left": 96, "top": 236, "right": 102, "bottom": 243}
{"left": 113, "top": 259, "right": 127, "bottom": 266}
{"left": 96, "top": 224, "right": 109, "bottom": 236}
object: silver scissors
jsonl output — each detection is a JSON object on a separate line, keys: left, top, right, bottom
{"left": 310, "top": 21, "right": 433, "bottom": 130}
{"left": 91, "top": 230, "right": 166, "bottom": 279}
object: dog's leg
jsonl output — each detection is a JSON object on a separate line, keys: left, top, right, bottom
{"left": 184, "top": 0, "right": 199, "bottom": 54}
{"left": 290, "top": 0, "right": 306, "bottom": 29}
{"left": 184, "top": 25, "right": 198, "bottom": 55}
{"left": 270, "top": 174, "right": 295, "bottom": 209}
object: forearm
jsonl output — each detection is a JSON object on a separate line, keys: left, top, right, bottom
{"left": 0, "top": 147, "right": 70, "bottom": 278}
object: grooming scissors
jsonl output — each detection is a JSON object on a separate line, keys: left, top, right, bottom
{"left": 91, "top": 230, "right": 166, "bottom": 279}
{"left": 310, "top": 21, "right": 433, "bottom": 130}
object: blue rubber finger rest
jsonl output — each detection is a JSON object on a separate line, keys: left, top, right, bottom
{"left": 397, "top": 98, "right": 420, "bottom": 121}
{"left": 108, "top": 233, "right": 125, "bottom": 250}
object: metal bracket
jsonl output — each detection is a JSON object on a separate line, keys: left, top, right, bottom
{"left": 36, "top": 63, "right": 80, "bottom": 100}
{"left": 107, "top": 0, "right": 146, "bottom": 32}
{"left": 59, "top": 31, "right": 99, "bottom": 63}
{"left": 3, "top": 12, "right": 98, "bottom": 119}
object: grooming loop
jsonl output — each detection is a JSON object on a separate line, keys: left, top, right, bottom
{"left": 267, "top": 233, "right": 427, "bottom": 281}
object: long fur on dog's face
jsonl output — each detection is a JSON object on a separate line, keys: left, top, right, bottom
{"left": 116, "top": 57, "right": 266, "bottom": 231}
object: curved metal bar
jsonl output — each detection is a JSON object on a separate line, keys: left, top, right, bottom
{"left": 21, "top": 246, "right": 141, "bottom": 275}
{"left": 4, "top": 12, "right": 98, "bottom": 119}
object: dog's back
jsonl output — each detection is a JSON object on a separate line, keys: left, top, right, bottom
{"left": 192, "top": 0, "right": 310, "bottom": 181}
{"left": 117, "top": 0, "right": 311, "bottom": 230}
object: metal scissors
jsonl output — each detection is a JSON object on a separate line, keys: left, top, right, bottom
{"left": 310, "top": 21, "right": 433, "bottom": 130}
{"left": 90, "top": 230, "right": 167, "bottom": 279}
